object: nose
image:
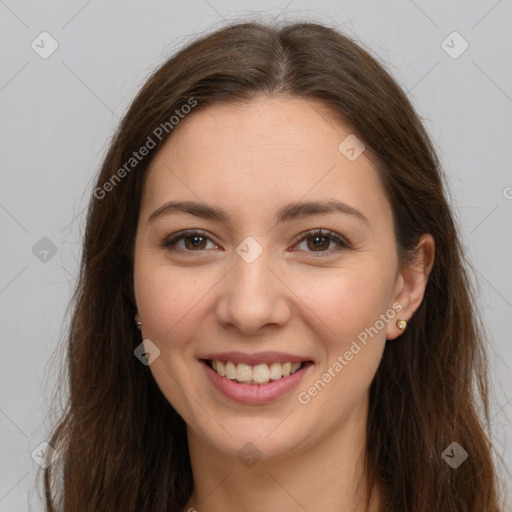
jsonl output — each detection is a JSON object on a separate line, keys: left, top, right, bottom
{"left": 216, "top": 242, "right": 292, "bottom": 335}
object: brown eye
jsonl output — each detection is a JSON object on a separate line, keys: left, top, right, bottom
{"left": 162, "top": 230, "right": 218, "bottom": 252}
{"left": 293, "top": 229, "right": 349, "bottom": 257}
{"left": 183, "top": 234, "right": 207, "bottom": 250}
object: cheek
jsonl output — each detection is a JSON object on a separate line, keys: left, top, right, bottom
{"left": 291, "top": 263, "right": 395, "bottom": 348}
{"left": 133, "top": 260, "right": 216, "bottom": 347}
{"left": 294, "top": 269, "right": 391, "bottom": 420}
{"left": 133, "top": 261, "right": 214, "bottom": 418}
{"left": 134, "top": 258, "right": 224, "bottom": 366}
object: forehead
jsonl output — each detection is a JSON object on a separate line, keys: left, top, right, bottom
{"left": 141, "top": 97, "right": 391, "bottom": 228}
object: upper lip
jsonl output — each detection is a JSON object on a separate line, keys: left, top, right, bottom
{"left": 199, "top": 351, "right": 312, "bottom": 365}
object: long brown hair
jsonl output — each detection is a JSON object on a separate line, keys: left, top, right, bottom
{"left": 41, "top": 20, "right": 504, "bottom": 511}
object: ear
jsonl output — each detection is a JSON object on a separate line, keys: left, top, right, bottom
{"left": 135, "top": 312, "right": 141, "bottom": 323}
{"left": 386, "top": 234, "right": 435, "bottom": 340}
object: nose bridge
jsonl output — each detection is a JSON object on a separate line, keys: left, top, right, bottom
{"left": 217, "top": 236, "right": 290, "bottom": 333}
{"left": 234, "top": 237, "right": 273, "bottom": 295}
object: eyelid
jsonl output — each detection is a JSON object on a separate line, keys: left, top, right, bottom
{"left": 161, "top": 228, "right": 350, "bottom": 255}
{"left": 292, "top": 228, "right": 350, "bottom": 256}
{"left": 162, "top": 229, "right": 219, "bottom": 249}
{"left": 294, "top": 228, "right": 349, "bottom": 245}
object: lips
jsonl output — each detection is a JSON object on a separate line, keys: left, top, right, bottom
{"left": 199, "top": 351, "right": 314, "bottom": 404}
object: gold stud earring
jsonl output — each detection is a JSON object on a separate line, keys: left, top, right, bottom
{"left": 396, "top": 319, "right": 407, "bottom": 330}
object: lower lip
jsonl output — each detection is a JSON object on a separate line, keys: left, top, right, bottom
{"left": 201, "top": 360, "right": 312, "bottom": 405}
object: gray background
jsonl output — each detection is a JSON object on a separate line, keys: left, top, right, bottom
{"left": 0, "top": 1, "right": 511, "bottom": 510}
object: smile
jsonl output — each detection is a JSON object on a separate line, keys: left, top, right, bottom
{"left": 200, "top": 353, "right": 314, "bottom": 404}
{"left": 205, "top": 359, "right": 304, "bottom": 385}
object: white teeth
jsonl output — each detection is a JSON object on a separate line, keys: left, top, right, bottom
{"left": 290, "top": 362, "right": 301, "bottom": 373}
{"left": 236, "top": 363, "right": 252, "bottom": 382}
{"left": 210, "top": 359, "right": 305, "bottom": 384}
{"left": 269, "top": 362, "right": 282, "bottom": 380}
{"left": 225, "top": 361, "right": 236, "bottom": 380}
{"left": 252, "top": 364, "right": 270, "bottom": 383}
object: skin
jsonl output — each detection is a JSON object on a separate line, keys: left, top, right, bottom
{"left": 133, "top": 96, "right": 434, "bottom": 512}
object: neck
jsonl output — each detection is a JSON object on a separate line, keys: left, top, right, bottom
{"left": 183, "top": 397, "right": 381, "bottom": 512}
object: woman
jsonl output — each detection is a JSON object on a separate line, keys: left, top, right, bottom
{"left": 42, "top": 21, "right": 504, "bottom": 511}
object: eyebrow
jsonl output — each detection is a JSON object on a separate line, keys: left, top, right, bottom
{"left": 148, "top": 199, "right": 369, "bottom": 225}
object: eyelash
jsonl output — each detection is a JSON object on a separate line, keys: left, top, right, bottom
{"left": 161, "top": 228, "right": 349, "bottom": 258}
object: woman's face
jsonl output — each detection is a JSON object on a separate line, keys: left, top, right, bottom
{"left": 133, "top": 96, "right": 411, "bottom": 461}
